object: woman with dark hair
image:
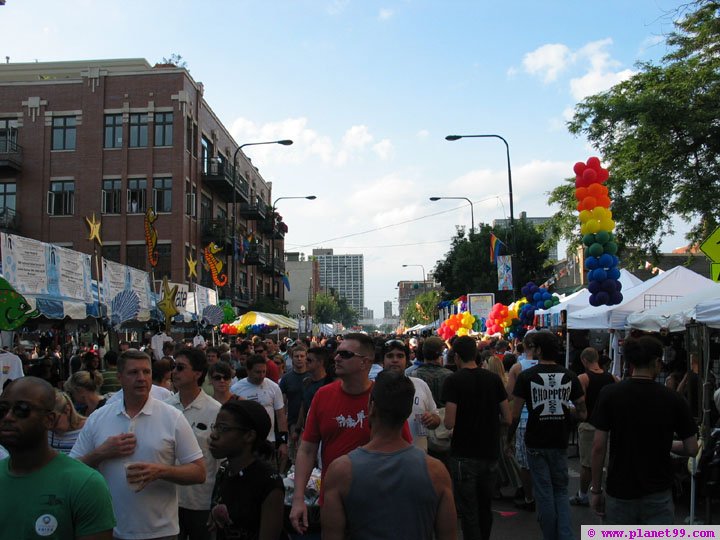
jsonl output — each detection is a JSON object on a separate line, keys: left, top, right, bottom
{"left": 209, "top": 361, "right": 235, "bottom": 404}
{"left": 209, "top": 400, "right": 288, "bottom": 539}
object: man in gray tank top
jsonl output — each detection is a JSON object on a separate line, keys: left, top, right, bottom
{"left": 321, "top": 371, "right": 457, "bottom": 540}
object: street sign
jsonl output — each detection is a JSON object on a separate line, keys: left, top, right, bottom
{"left": 712, "top": 263, "right": 720, "bottom": 283}
{"left": 700, "top": 226, "right": 720, "bottom": 262}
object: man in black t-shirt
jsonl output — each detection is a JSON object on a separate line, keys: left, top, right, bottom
{"left": 590, "top": 335, "right": 697, "bottom": 525}
{"left": 510, "top": 330, "right": 586, "bottom": 540}
{"left": 442, "top": 336, "right": 510, "bottom": 540}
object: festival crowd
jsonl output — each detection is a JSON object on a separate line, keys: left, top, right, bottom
{"left": 0, "top": 327, "right": 711, "bottom": 540}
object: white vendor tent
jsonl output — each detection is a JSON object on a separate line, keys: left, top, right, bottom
{"left": 627, "top": 284, "right": 720, "bottom": 332}
{"left": 696, "top": 294, "right": 720, "bottom": 328}
{"left": 535, "top": 269, "right": 643, "bottom": 327}
{"left": 569, "top": 266, "right": 717, "bottom": 330}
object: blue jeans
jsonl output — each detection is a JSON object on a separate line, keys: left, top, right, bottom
{"left": 449, "top": 456, "right": 498, "bottom": 540}
{"left": 526, "top": 447, "right": 574, "bottom": 540}
{"left": 604, "top": 489, "right": 674, "bottom": 524}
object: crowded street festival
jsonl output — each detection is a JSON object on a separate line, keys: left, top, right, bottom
{"left": 2, "top": 1, "right": 720, "bottom": 539}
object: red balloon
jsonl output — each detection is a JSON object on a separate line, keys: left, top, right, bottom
{"left": 597, "top": 168, "right": 609, "bottom": 182}
{"left": 573, "top": 162, "right": 587, "bottom": 175}
{"left": 576, "top": 201, "right": 585, "bottom": 212}
{"left": 575, "top": 177, "right": 588, "bottom": 189}
{"left": 587, "top": 156, "right": 601, "bottom": 170}
{"left": 583, "top": 168, "right": 598, "bottom": 184}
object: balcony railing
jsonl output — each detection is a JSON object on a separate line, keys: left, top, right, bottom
{"left": 200, "top": 157, "right": 250, "bottom": 204}
{"left": 238, "top": 199, "right": 268, "bottom": 221}
{"left": 0, "top": 139, "right": 22, "bottom": 173}
{"left": 200, "top": 218, "right": 233, "bottom": 247}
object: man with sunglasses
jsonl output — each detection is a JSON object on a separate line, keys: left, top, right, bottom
{"left": 71, "top": 349, "right": 206, "bottom": 540}
{"left": 290, "top": 333, "right": 412, "bottom": 534}
{"left": 1, "top": 376, "right": 116, "bottom": 539}
{"left": 166, "top": 348, "right": 221, "bottom": 540}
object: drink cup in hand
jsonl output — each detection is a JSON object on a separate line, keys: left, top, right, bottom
{"left": 125, "top": 462, "right": 143, "bottom": 492}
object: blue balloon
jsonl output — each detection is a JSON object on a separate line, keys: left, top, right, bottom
{"left": 592, "top": 268, "right": 608, "bottom": 281}
{"left": 607, "top": 268, "right": 620, "bottom": 280}
{"left": 598, "top": 254, "right": 613, "bottom": 268}
{"left": 600, "top": 279, "right": 616, "bottom": 293}
{"left": 542, "top": 291, "right": 552, "bottom": 301}
{"left": 533, "top": 292, "right": 541, "bottom": 302}
{"left": 612, "top": 256, "right": 620, "bottom": 267}
{"left": 589, "top": 293, "right": 601, "bottom": 307}
{"left": 586, "top": 257, "right": 599, "bottom": 270}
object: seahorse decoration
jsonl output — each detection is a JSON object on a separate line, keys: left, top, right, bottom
{"left": 144, "top": 207, "right": 159, "bottom": 267}
{"left": 203, "top": 242, "right": 228, "bottom": 287}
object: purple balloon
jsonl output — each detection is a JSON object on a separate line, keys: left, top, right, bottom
{"left": 589, "top": 293, "right": 601, "bottom": 307}
{"left": 596, "top": 291, "right": 609, "bottom": 305}
{"left": 610, "top": 291, "right": 624, "bottom": 305}
{"left": 588, "top": 281, "right": 601, "bottom": 294}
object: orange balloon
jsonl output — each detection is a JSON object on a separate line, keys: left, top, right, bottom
{"left": 576, "top": 200, "right": 585, "bottom": 212}
{"left": 575, "top": 187, "right": 588, "bottom": 201}
{"left": 587, "top": 183, "right": 604, "bottom": 198}
{"left": 597, "top": 196, "right": 611, "bottom": 208}
{"left": 582, "top": 196, "right": 597, "bottom": 209}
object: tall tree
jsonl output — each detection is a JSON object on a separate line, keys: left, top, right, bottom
{"left": 545, "top": 1, "right": 720, "bottom": 261}
{"left": 314, "top": 292, "right": 339, "bottom": 324}
{"left": 402, "top": 290, "right": 440, "bottom": 326}
{"left": 433, "top": 220, "right": 550, "bottom": 305}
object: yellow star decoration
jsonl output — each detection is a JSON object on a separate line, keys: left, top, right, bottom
{"left": 156, "top": 277, "right": 179, "bottom": 332}
{"left": 186, "top": 254, "right": 198, "bottom": 280}
{"left": 85, "top": 213, "right": 102, "bottom": 245}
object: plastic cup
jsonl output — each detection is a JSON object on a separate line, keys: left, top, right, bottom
{"left": 125, "top": 462, "right": 142, "bottom": 492}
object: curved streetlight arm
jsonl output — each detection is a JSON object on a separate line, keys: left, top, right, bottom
{"left": 272, "top": 195, "right": 317, "bottom": 211}
{"left": 428, "top": 196, "right": 474, "bottom": 233}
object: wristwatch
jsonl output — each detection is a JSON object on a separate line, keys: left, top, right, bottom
{"left": 590, "top": 486, "right": 603, "bottom": 495}
{"left": 277, "top": 432, "right": 289, "bottom": 445}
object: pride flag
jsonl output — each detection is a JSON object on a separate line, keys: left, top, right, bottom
{"left": 490, "top": 233, "right": 503, "bottom": 264}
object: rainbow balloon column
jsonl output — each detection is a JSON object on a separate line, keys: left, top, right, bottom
{"left": 519, "top": 281, "right": 561, "bottom": 326}
{"left": 485, "top": 302, "right": 524, "bottom": 338}
{"left": 437, "top": 312, "right": 477, "bottom": 340}
{"left": 574, "top": 157, "right": 623, "bottom": 307}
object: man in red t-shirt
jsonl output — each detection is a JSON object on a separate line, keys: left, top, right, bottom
{"left": 290, "top": 333, "right": 410, "bottom": 534}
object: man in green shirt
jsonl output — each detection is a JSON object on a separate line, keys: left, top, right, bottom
{"left": 0, "top": 376, "right": 116, "bottom": 539}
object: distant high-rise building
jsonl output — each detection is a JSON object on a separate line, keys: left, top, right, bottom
{"left": 384, "top": 300, "right": 393, "bottom": 318}
{"left": 362, "top": 307, "right": 374, "bottom": 320}
{"left": 312, "top": 248, "right": 364, "bottom": 315}
{"left": 493, "top": 211, "right": 558, "bottom": 261}
{"left": 284, "top": 252, "right": 320, "bottom": 316}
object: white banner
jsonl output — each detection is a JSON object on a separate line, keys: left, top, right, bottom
{"left": 102, "top": 258, "right": 153, "bottom": 319}
{"left": 1, "top": 233, "right": 93, "bottom": 302}
{"left": 185, "top": 283, "right": 218, "bottom": 316}
{"left": 168, "top": 282, "right": 190, "bottom": 313}
{"left": 497, "top": 255, "right": 514, "bottom": 291}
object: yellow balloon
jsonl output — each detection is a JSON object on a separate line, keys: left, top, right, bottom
{"left": 579, "top": 210, "right": 592, "bottom": 224}
{"left": 586, "top": 220, "right": 600, "bottom": 233}
{"left": 456, "top": 327, "right": 469, "bottom": 336}
{"left": 591, "top": 207, "right": 607, "bottom": 220}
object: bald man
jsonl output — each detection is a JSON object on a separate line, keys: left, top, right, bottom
{"left": 0, "top": 377, "right": 115, "bottom": 539}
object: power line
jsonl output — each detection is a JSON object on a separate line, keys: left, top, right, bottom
{"left": 291, "top": 195, "right": 501, "bottom": 249}
{"left": 285, "top": 238, "right": 452, "bottom": 250}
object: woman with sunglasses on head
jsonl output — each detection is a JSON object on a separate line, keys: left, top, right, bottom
{"left": 209, "top": 361, "right": 235, "bottom": 404}
{"left": 209, "top": 399, "right": 289, "bottom": 540}
{"left": 48, "top": 390, "right": 86, "bottom": 455}
{"left": 64, "top": 370, "right": 107, "bottom": 416}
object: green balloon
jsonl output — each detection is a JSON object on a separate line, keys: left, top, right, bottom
{"left": 583, "top": 233, "right": 596, "bottom": 247}
{"left": 604, "top": 241, "right": 618, "bottom": 255}
{"left": 589, "top": 242, "right": 604, "bottom": 257}
{"left": 595, "top": 231, "right": 610, "bottom": 245}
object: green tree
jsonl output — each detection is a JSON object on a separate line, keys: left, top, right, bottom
{"left": 433, "top": 220, "right": 550, "bottom": 304}
{"left": 402, "top": 290, "right": 441, "bottom": 326}
{"left": 545, "top": 1, "right": 720, "bottom": 262}
{"left": 313, "top": 293, "right": 338, "bottom": 323}
{"left": 336, "top": 296, "right": 359, "bottom": 327}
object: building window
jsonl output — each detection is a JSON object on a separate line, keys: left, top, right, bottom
{"left": 153, "top": 177, "right": 172, "bottom": 213}
{"left": 0, "top": 119, "right": 18, "bottom": 152}
{"left": 51, "top": 117, "right": 76, "bottom": 151}
{"left": 103, "top": 114, "right": 123, "bottom": 148}
{"left": 155, "top": 244, "right": 172, "bottom": 279}
{"left": 129, "top": 113, "right": 148, "bottom": 148}
{"left": 102, "top": 245, "right": 121, "bottom": 263}
{"left": 126, "top": 244, "right": 146, "bottom": 270}
{"left": 154, "top": 112, "right": 173, "bottom": 147}
{"left": 101, "top": 179, "right": 121, "bottom": 214}
{"left": 47, "top": 180, "right": 75, "bottom": 216}
{"left": 185, "top": 181, "right": 195, "bottom": 217}
{"left": 200, "top": 194, "right": 212, "bottom": 221}
{"left": 127, "top": 179, "right": 147, "bottom": 213}
{"left": 0, "top": 183, "right": 16, "bottom": 212}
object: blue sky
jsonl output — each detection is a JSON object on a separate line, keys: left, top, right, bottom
{"left": 3, "top": 0, "right": 689, "bottom": 317}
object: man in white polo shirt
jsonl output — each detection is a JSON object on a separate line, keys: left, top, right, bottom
{"left": 166, "top": 347, "right": 221, "bottom": 540}
{"left": 71, "top": 349, "right": 206, "bottom": 540}
{"left": 230, "top": 354, "right": 288, "bottom": 462}
{"left": 0, "top": 347, "right": 24, "bottom": 390}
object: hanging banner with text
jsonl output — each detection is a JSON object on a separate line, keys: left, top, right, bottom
{"left": 497, "top": 255, "right": 513, "bottom": 291}
{"left": 102, "top": 258, "right": 154, "bottom": 321}
{"left": 1, "top": 233, "right": 93, "bottom": 303}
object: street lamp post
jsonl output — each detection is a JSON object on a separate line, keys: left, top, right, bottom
{"left": 402, "top": 263, "right": 427, "bottom": 291}
{"left": 429, "top": 196, "right": 475, "bottom": 234}
{"left": 445, "top": 134, "right": 514, "bottom": 242}
{"left": 446, "top": 133, "right": 515, "bottom": 297}
{"left": 271, "top": 195, "right": 317, "bottom": 301}
{"left": 231, "top": 140, "right": 293, "bottom": 300}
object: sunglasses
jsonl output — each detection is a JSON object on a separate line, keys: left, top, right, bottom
{"left": 0, "top": 401, "right": 52, "bottom": 419}
{"left": 210, "top": 423, "right": 251, "bottom": 434}
{"left": 174, "top": 364, "right": 190, "bottom": 372}
{"left": 211, "top": 374, "right": 231, "bottom": 381}
{"left": 384, "top": 339, "right": 405, "bottom": 348}
{"left": 335, "top": 350, "right": 366, "bottom": 360}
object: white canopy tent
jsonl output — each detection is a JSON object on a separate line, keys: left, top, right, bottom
{"left": 569, "top": 266, "right": 718, "bottom": 330}
{"left": 535, "top": 269, "right": 643, "bottom": 327}
{"left": 696, "top": 295, "right": 720, "bottom": 328}
{"left": 627, "top": 284, "right": 720, "bottom": 332}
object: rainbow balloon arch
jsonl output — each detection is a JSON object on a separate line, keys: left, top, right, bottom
{"left": 437, "top": 282, "right": 562, "bottom": 341}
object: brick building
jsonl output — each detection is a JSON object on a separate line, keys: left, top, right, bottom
{"left": 0, "top": 58, "right": 288, "bottom": 309}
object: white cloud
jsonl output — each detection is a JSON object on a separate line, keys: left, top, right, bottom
{"left": 522, "top": 43, "right": 572, "bottom": 83}
{"left": 638, "top": 34, "right": 665, "bottom": 57}
{"left": 373, "top": 139, "right": 393, "bottom": 160}
{"left": 569, "top": 39, "right": 635, "bottom": 100}
{"left": 326, "top": 0, "right": 350, "bottom": 15}
{"left": 378, "top": 8, "right": 394, "bottom": 21}
{"left": 506, "top": 66, "right": 519, "bottom": 78}
{"left": 342, "top": 125, "right": 374, "bottom": 150}
{"left": 416, "top": 129, "right": 430, "bottom": 138}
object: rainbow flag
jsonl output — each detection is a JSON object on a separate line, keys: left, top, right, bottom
{"left": 490, "top": 233, "right": 505, "bottom": 264}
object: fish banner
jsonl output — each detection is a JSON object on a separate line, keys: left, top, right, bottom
{"left": 1, "top": 233, "right": 93, "bottom": 303}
